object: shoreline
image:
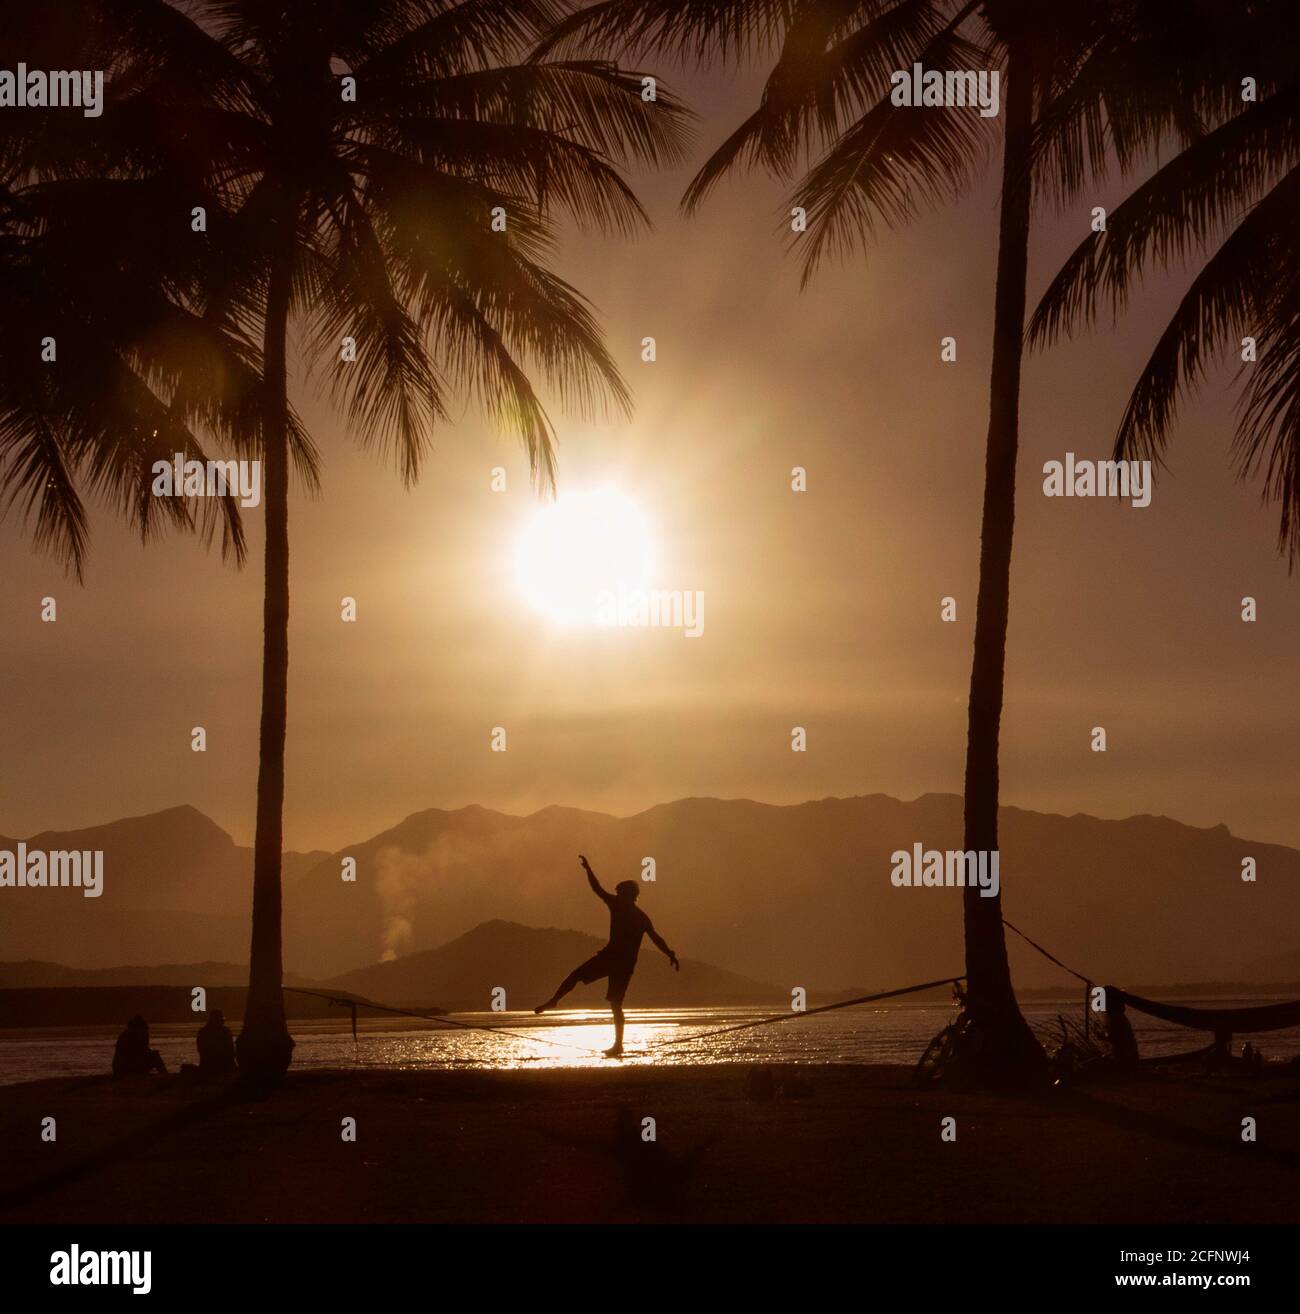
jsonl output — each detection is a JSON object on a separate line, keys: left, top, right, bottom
{"left": 3, "top": 1063, "right": 1298, "bottom": 1223}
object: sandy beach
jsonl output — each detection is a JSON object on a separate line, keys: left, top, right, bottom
{"left": 3, "top": 1064, "right": 1297, "bottom": 1224}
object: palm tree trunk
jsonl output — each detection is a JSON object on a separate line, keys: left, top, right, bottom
{"left": 956, "top": 43, "right": 1045, "bottom": 1085}
{"left": 235, "top": 224, "right": 296, "bottom": 1083}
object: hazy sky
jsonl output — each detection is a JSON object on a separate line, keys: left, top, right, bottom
{"left": 4, "top": 66, "right": 1298, "bottom": 853}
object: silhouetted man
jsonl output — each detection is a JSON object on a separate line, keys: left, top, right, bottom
{"left": 112, "top": 1015, "right": 167, "bottom": 1077}
{"left": 197, "top": 1009, "right": 237, "bottom": 1075}
{"left": 535, "top": 855, "right": 679, "bottom": 1057}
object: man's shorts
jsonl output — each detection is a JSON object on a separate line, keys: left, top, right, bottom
{"left": 574, "top": 949, "right": 636, "bottom": 1004}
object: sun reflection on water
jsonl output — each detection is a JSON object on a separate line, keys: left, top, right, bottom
{"left": 357, "top": 1011, "right": 695, "bottom": 1070}
{"left": 314, "top": 1006, "right": 938, "bottom": 1072}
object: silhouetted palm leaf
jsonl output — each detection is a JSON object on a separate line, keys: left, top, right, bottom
{"left": 1030, "top": 0, "right": 1300, "bottom": 562}
{"left": 0, "top": 178, "right": 256, "bottom": 578}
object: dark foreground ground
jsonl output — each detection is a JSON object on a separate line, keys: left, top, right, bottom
{"left": 2, "top": 1064, "right": 1298, "bottom": 1223}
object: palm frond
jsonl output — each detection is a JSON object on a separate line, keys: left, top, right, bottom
{"left": 1028, "top": 87, "right": 1300, "bottom": 348}
{"left": 1113, "top": 167, "right": 1300, "bottom": 468}
{"left": 536, "top": 0, "right": 795, "bottom": 64}
{"left": 790, "top": 27, "right": 997, "bottom": 285}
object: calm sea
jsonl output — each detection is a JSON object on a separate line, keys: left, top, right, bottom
{"left": 4, "top": 999, "right": 1299, "bottom": 1085}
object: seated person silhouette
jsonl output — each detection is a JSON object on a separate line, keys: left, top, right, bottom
{"left": 1103, "top": 988, "right": 1139, "bottom": 1071}
{"left": 535, "top": 854, "right": 679, "bottom": 1057}
{"left": 196, "top": 1009, "right": 238, "bottom": 1075}
{"left": 112, "top": 1015, "right": 167, "bottom": 1077}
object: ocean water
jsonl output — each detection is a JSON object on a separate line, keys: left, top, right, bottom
{"left": 4, "top": 999, "right": 1299, "bottom": 1085}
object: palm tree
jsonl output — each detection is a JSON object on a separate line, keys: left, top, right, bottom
{"left": 0, "top": 8, "right": 267, "bottom": 576}
{"left": 86, "top": 0, "right": 691, "bottom": 1082}
{"left": 549, "top": 0, "right": 1213, "bottom": 1083}
{"left": 1029, "top": 0, "right": 1300, "bottom": 564}
{"left": 0, "top": 180, "right": 257, "bottom": 576}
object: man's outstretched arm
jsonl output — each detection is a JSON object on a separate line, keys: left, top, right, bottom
{"left": 579, "top": 854, "right": 612, "bottom": 904}
{"left": 647, "top": 925, "right": 680, "bottom": 971}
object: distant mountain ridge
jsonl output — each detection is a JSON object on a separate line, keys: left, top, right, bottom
{"left": 0, "top": 961, "right": 319, "bottom": 990}
{"left": 0, "top": 924, "right": 782, "bottom": 1024}
{"left": 3, "top": 795, "right": 1297, "bottom": 992}
{"left": 328, "top": 919, "right": 785, "bottom": 1010}
{"left": 0, "top": 805, "right": 323, "bottom": 969}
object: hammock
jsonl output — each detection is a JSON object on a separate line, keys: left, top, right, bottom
{"left": 1112, "top": 989, "right": 1300, "bottom": 1036}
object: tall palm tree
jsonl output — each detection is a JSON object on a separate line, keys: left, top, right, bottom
{"left": 550, "top": 0, "right": 1209, "bottom": 1083}
{"left": 89, "top": 0, "right": 690, "bottom": 1082}
{"left": 1029, "top": 0, "right": 1300, "bottom": 564}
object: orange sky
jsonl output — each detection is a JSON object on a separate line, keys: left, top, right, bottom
{"left": 3, "top": 69, "right": 1298, "bottom": 853}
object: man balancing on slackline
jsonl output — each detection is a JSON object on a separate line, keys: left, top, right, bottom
{"left": 534, "top": 854, "right": 679, "bottom": 1057}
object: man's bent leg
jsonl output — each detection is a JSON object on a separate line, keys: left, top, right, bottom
{"left": 535, "top": 968, "right": 584, "bottom": 1014}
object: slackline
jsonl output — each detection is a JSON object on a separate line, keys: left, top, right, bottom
{"left": 281, "top": 986, "right": 601, "bottom": 1054}
{"left": 653, "top": 976, "right": 964, "bottom": 1047}
{"left": 283, "top": 977, "right": 966, "bottom": 1054}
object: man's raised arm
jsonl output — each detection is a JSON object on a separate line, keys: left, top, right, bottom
{"left": 579, "top": 854, "right": 612, "bottom": 904}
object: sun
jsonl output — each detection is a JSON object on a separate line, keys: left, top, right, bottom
{"left": 515, "top": 489, "right": 656, "bottom": 625}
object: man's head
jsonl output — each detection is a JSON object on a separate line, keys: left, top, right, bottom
{"left": 615, "top": 880, "right": 639, "bottom": 903}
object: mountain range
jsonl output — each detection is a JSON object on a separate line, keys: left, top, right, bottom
{"left": 0, "top": 922, "right": 783, "bottom": 1023}
{"left": 3, "top": 795, "right": 1297, "bottom": 992}
{"left": 0, "top": 806, "right": 324, "bottom": 970}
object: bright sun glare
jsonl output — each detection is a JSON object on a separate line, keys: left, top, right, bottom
{"left": 516, "top": 489, "right": 656, "bottom": 625}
